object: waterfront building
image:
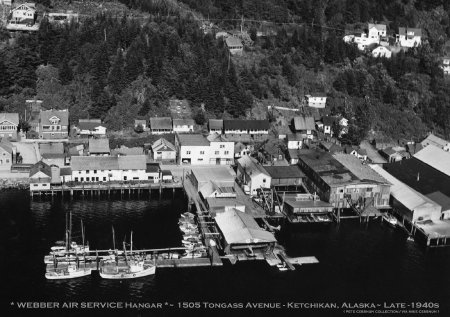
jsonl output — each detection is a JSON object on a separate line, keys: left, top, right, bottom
{"left": 190, "top": 166, "right": 235, "bottom": 191}
{"left": 414, "top": 145, "right": 450, "bottom": 177}
{"left": 29, "top": 161, "right": 52, "bottom": 191}
{"left": 370, "top": 165, "right": 441, "bottom": 222}
{"left": 420, "top": 133, "right": 450, "bottom": 152}
{"left": 236, "top": 155, "right": 271, "bottom": 195}
{"left": 0, "top": 113, "right": 19, "bottom": 140}
{"left": 297, "top": 150, "right": 391, "bottom": 208}
{"left": 149, "top": 117, "right": 172, "bottom": 134}
{"left": 262, "top": 165, "right": 304, "bottom": 188}
{"left": 173, "top": 119, "right": 194, "bottom": 133}
{"left": 208, "top": 119, "right": 223, "bottom": 134}
{"left": 70, "top": 155, "right": 153, "bottom": 182}
{"left": 37, "top": 109, "right": 69, "bottom": 139}
{"left": 88, "top": 138, "right": 110, "bottom": 156}
{"left": 214, "top": 208, "right": 276, "bottom": 255}
{"left": 151, "top": 138, "right": 176, "bottom": 163}
{"left": 281, "top": 193, "right": 334, "bottom": 223}
{"left": 39, "top": 142, "right": 66, "bottom": 167}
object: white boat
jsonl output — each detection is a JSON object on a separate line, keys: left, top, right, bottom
{"left": 382, "top": 213, "right": 398, "bottom": 227}
{"left": 46, "top": 264, "right": 92, "bottom": 280}
{"left": 99, "top": 231, "right": 156, "bottom": 279}
{"left": 180, "top": 212, "right": 195, "bottom": 219}
{"left": 50, "top": 242, "right": 90, "bottom": 256}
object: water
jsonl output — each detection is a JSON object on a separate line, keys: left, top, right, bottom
{"left": 0, "top": 190, "right": 449, "bottom": 317}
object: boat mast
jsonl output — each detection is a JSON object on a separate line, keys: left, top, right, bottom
{"left": 65, "top": 212, "right": 69, "bottom": 253}
{"left": 123, "top": 240, "right": 128, "bottom": 265}
{"left": 112, "top": 226, "right": 116, "bottom": 251}
{"left": 130, "top": 231, "right": 133, "bottom": 255}
{"left": 69, "top": 211, "right": 72, "bottom": 248}
{"left": 81, "top": 219, "right": 85, "bottom": 248}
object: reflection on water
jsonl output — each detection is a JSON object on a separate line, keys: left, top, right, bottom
{"left": 1, "top": 190, "right": 450, "bottom": 315}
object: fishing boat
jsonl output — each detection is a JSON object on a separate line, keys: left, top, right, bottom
{"left": 382, "top": 213, "right": 398, "bottom": 227}
{"left": 99, "top": 231, "right": 155, "bottom": 279}
{"left": 45, "top": 216, "right": 92, "bottom": 279}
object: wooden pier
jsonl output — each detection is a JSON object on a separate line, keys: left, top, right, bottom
{"left": 31, "top": 181, "right": 183, "bottom": 197}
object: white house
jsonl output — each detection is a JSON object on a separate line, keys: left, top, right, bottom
{"left": 236, "top": 155, "right": 271, "bottom": 196}
{"left": 225, "top": 37, "right": 243, "bottom": 55}
{"left": 293, "top": 116, "right": 315, "bottom": 140}
{"left": 134, "top": 119, "right": 147, "bottom": 131}
{"left": 397, "top": 27, "right": 422, "bottom": 48}
{"left": 29, "top": 161, "right": 52, "bottom": 191}
{"left": 149, "top": 117, "right": 172, "bottom": 134}
{"left": 173, "top": 119, "right": 194, "bottom": 133}
{"left": 70, "top": 155, "right": 156, "bottom": 182}
{"left": 207, "top": 134, "right": 234, "bottom": 165}
{"left": 441, "top": 57, "right": 450, "bottom": 75}
{"left": 0, "top": 138, "right": 15, "bottom": 170}
{"left": 223, "top": 120, "right": 269, "bottom": 135}
{"left": 234, "top": 142, "right": 254, "bottom": 158}
{"left": 372, "top": 46, "right": 392, "bottom": 58}
{"left": 368, "top": 23, "right": 387, "bottom": 39}
{"left": 77, "top": 119, "right": 106, "bottom": 136}
{"left": 176, "top": 134, "right": 211, "bottom": 165}
{"left": 305, "top": 94, "right": 327, "bottom": 108}
{"left": 286, "top": 133, "right": 303, "bottom": 150}
{"left": 0, "top": 112, "right": 19, "bottom": 140}
{"left": 151, "top": 138, "right": 177, "bottom": 163}
{"left": 11, "top": 3, "right": 36, "bottom": 22}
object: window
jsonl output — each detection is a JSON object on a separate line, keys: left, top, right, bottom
{"left": 215, "top": 151, "right": 219, "bottom": 155}
{"left": 263, "top": 179, "right": 266, "bottom": 183}
{"left": 86, "top": 170, "right": 90, "bottom": 174}
{"left": 79, "top": 171, "right": 81, "bottom": 174}
{"left": 200, "top": 151, "right": 205, "bottom": 155}
{"left": 198, "top": 158, "right": 203, "bottom": 161}
{"left": 220, "top": 145, "right": 225, "bottom": 148}
{"left": 86, "top": 177, "right": 89, "bottom": 181}
{"left": 33, "top": 184, "right": 38, "bottom": 187}
{"left": 224, "top": 151, "right": 229, "bottom": 155}
{"left": 75, "top": 177, "right": 78, "bottom": 182}
{"left": 103, "top": 177, "right": 106, "bottom": 181}
{"left": 80, "top": 177, "right": 84, "bottom": 181}
{"left": 94, "top": 170, "right": 97, "bottom": 174}
{"left": 123, "top": 176, "right": 127, "bottom": 180}
{"left": 186, "top": 151, "right": 191, "bottom": 155}
{"left": 96, "top": 177, "right": 99, "bottom": 181}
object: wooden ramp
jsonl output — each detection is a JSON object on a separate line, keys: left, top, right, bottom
{"left": 156, "top": 258, "right": 213, "bottom": 268}
{"left": 287, "top": 256, "right": 319, "bottom": 265}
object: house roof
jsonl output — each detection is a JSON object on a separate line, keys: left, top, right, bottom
{"left": 368, "top": 23, "right": 386, "bottom": 31}
{"left": 370, "top": 165, "right": 440, "bottom": 212}
{"left": 177, "top": 134, "right": 209, "bottom": 146}
{"left": 237, "top": 155, "right": 270, "bottom": 177}
{"left": 381, "top": 147, "right": 397, "bottom": 156}
{"left": 78, "top": 119, "right": 104, "bottom": 131}
{"left": 420, "top": 133, "right": 449, "bottom": 149}
{"left": 39, "top": 109, "right": 69, "bottom": 126}
{"left": 68, "top": 144, "right": 84, "bottom": 156}
{"left": 146, "top": 163, "right": 160, "bottom": 173}
{"left": 223, "top": 120, "right": 269, "bottom": 131}
{"left": 161, "top": 170, "right": 172, "bottom": 176}
{"left": 333, "top": 153, "right": 390, "bottom": 184}
{"left": 173, "top": 118, "right": 195, "bottom": 126}
{"left": 112, "top": 145, "right": 144, "bottom": 156}
{"left": 117, "top": 155, "right": 147, "bottom": 170}
{"left": 0, "top": 138, "right": 14, "bottom": 153}
{"left": 134, "top": 119, "right": 147, "bottom": 125}
{"left": 199, "top": 181, "right": 235, "bottom": 198}
{"left": 88, "top": 138, "right": 110, "bottom": 154}
{"left": 209, "top": 119, "right": 223, "bottom": 130}
{"left": 225, "top": 37, "right": 243, "bottom": 47}
{"left": 152, "top": 138, "right": 176, "bottom": 151}
{"left": 214, "top": 209, "right": 277, "bottom": 245}
{"left": 30, "top": 161, "right": 51, "bottom": 178}
{"left": 426, "top": 191, "right": 450, "bottom": 212}
{"left": 398, "top": 27, "right": 422, "bottom": 37}
{"left": 149, "top": 117, "right": 172, "bottom": 130}
{"left": 306, "top": 93, "right": 327, "bottom": 98}
{"left": 0, "top": 113, "right": 19, "bottom": 126}
{"left": 60, "top": 167, "right": 72, "bottom": 176}
{"left": 263, "top": 165, "right": 304, "bottom": 179}
{"left": 39, "top": 142, "right": 64, "bottom": 155}
{"left": 191, "top": 166, "right": 235, "bottom": 184}
{"left": 207, "top": 133, "right": 232, "bottom": 143}
{"left": 293, "top": 116, "right": 315, "bottom": 131}
{"left": 414, "top": 144, "right": 450, "bottom": 177}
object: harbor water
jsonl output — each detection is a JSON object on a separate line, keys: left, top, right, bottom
{"left": 0, "top": 190, "right": 449, "bottom": 316}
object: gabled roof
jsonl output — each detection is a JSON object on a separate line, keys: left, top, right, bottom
{"left": 209, "top": 119, "right": 223, "bottom": 130}
{"left": 149, "top": 117, "right": 172, "bottom": 130}
{"left": 112, "top": 145, "right": 144, "bottom": 156}
{"left": 223, "top": 120, "right": 269, "bottom": 131}
{"left": 0, "top": 138, "right": 14, "bottom": 153}
{"left": 177, "top": 134, "right": 209, "bottom": 146}
{"left": 293, "top": 116, "right": 315, "bottom": 131}
{"left": 215, "top": 209, "right": 276, "bottom": 244}
{"left": 30, "top": 161, "right": 51, "bottom": 178}
{"left": 237, "top": 155, "right": 270, "bottom": 177}
{"left": 421, "top": 133, "right": 449, "bottom": 149}
{"left": 426, "top": 191, "right": 450, "bottom": 212}
{"left": 117, "top": 155, "right": 146, "bottom": 170}
{"left": 414, "top": 144, "right": 450, "bottom": 177}
{"left": 152, "top": 138, "right": 176, "bottom": 151}
{"left": 39, "top": 109, "right": 69, "bottom": 126}
{"left": 306, "top": 93, "right": 327, "bottom": 98}
{"left": 207, "top": 133, "right": 232, "bottom": 143}
{"left": 333, "top": 154, "right": 390, "bottom": 184}
{"left": 368, "top": 23, "right": 386, "bottom": 31}
{"left": 88, "top": 138, "right": 110, "bottom": 154}
{"left": 225, "top": 37, "right": 243, "bottom": 47}
{"left": 398, "top": 27, "right": 422, "bottom": 37}
{"left": 173, "top": 118, "right": 195, "bottom": 126}
{"left": 0, "top": 113, "right": 19, "bottom": 126}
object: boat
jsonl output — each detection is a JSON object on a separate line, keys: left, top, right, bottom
{"left": 45, "top": 217, "right": 92, "bottom": 279}
{"left": 179, "top": 227, "right": 199, "bottom": 234}
{"left": 180, "top": 212, "right": 195, "bottom": 219}
{"left": 382, "top": 213, "right": 398, "bottom": 227}
{"left": 277, "top": 263, "right": 288, "bottom": 272}
{"left": 181, "top": 251, "right": 206, "bottom": 259}
{"left": 99, "top": 231, "right": 156, "bottom": 279}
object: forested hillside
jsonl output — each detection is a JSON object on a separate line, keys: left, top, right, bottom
{"left": 0, "top": 0, "right": 449, "bottom": 142}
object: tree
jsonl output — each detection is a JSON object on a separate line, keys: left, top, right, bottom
{"left": 134, "top": 123, "right": 144, "bottom": 133}
{"left": 193, "top": 109, "right": 206, "bottom": 125}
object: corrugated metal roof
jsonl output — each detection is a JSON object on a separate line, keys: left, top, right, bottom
{"left": 39, "top": 142, "right": 64, "bottom": 155}
{"left": 333, "top": 153, "right": 390, "bottom": 184}
{"left": 293, "top": 116, "right": 315, "bottom": 131}
{"left": 370, "top": 165, "right": 440, "bottom": 212}
{"left": 414, "top": 144, "right": 450, "bottom": 177}
{"left": 420, "top": 133, "right": 449, "bottom": 149}
{"left": 215, "top": 209, "right": 276, "bottom": 244}
{"left": 225, "top": 37, "right": 243, "bottom": 47}
{"left": 152, "top": 138, "right": 176, "bottom": 151}
{"left": 173, "top": 119, "right": 194, "bottom": 126}
{"left": 71, "top": 156, "right": 119, "bottom": 171}
{"left": 117, "top": 155, "right": 147, "bottom": 170}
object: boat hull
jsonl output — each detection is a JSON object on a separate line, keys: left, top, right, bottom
{"left": 45, "top": 269, "right": 92, "bottom": 280}
{"left": 99, "top": 266, "right": 156, "bottom": 279}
